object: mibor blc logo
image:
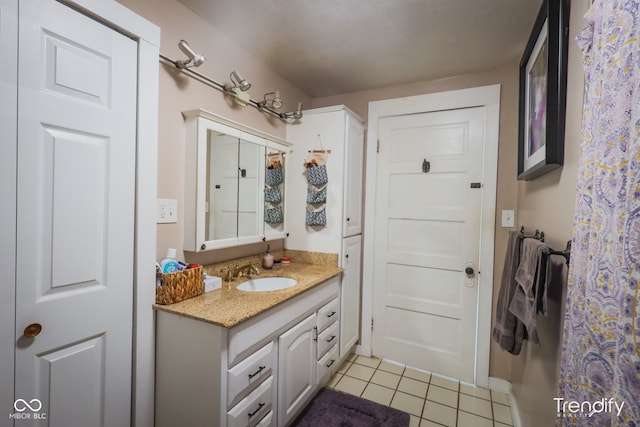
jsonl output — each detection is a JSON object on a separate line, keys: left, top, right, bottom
{"left": 9, "top": 398, "right": 47, "bottom": 420}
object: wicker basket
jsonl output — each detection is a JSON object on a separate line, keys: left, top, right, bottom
{"left": 155, "top": 266, "right": 204, "bottom": 305}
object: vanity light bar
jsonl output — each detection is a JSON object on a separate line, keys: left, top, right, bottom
{"left": 159, "top": 53, "right": 303, "bottom": 123}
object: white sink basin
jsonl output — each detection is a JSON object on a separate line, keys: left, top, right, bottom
{"left": 236, "top": 277, "right": 298, "bottom": 292}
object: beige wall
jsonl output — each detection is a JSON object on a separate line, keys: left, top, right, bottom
{"left": 314, "top": 69, "right": 521, "bottom": 381}
{"left": 510, "top": 1, "right": 587, "bottom": 426}
{"left": 117, "top": 0, "right": 311, "bottom": 263}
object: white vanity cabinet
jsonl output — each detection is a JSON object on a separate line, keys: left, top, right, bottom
{"left": 287, "top": 105, "right": 365, "bottom": 363}
{"left": 155, "top": 276, "right": 340, "bottom": 427}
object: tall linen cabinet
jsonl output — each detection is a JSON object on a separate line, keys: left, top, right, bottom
{"left": 287, "top": 105, "right": 365, "bottom": 360}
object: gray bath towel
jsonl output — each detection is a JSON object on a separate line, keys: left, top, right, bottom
{"left": 492, "top": 231, "right": 526, "bottom": 355}
{"left": 509, "top": 238, "right": 548, "bottom": 346}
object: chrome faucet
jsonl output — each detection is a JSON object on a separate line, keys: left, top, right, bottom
{"left": 233, "top": 263, "right": 260, "bottom": 279}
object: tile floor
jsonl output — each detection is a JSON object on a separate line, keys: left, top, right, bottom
{"left": 327, "top": 354, "right": 514, "bottom": 427}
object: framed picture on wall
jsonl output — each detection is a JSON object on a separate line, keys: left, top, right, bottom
{"left": 517, "top": 0, "right": 568, "bottom": 181}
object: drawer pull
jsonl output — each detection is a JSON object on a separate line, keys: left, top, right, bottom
{"left": 248, "top": 402, "right": 265, "bottom": 418}
{"left": 327, "top": 311, "right": 336, "bottom": 318}
{"left": 248, "top": 366, "right": 266, "bottom": 379}
{"left": 326, "top": 359, "right": 336, "bottom": 368}
{"left": 326, "top": 335, "right": 336, "bottom": 343}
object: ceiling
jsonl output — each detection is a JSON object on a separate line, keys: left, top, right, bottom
{"left": 178, "top": 0, "right": 544, "bottom": 98}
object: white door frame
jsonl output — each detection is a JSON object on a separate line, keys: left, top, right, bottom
{"left": 0, "top": 1, "right": 159, "bottom": 426}
{"left": 360, "top": 85, "right": 500, "bottom": 387}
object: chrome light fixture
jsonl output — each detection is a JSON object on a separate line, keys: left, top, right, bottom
{"left": 259, "top": 91, "right": 283, "bottom": 110}
{"left": 283, "top": 102, "right": 303, "bottom": 122}
{"left": 224, "top": 70, "right": 252, "bottom": 92}
{"left": 175, "top": 40, "right": 205, "bottom": 69}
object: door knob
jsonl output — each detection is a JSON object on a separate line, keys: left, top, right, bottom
{"left": 23, "top": 323, "right": 42, "bottom": 338}
{"left": 465, "top": 267, "right": 475, "bottom": 277}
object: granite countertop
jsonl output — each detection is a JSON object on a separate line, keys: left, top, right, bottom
{"left": 153, "top": 256, "right": 342, "bottom": 328}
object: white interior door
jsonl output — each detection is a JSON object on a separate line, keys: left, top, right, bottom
{"left": 371, "top": 107, "right": 485, "bottom": 383}
{"left": 14, "top": 1, "right": 137, "bottom": 425}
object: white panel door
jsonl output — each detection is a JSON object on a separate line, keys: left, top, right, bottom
{"left": 14, "top": 1, "right": 137, "bottom": 426}
{"left": 372, "top": 107, "right": 485, "bottom": 383}
{"left": 278, "top": 313, "right": 317, "bottom": 426}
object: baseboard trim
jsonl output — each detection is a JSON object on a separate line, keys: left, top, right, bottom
{"left": 488, "top": 377, "right": 522, "bottom": 427}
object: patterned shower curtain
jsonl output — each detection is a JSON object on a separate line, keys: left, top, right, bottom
{"left": 557, "top": 1, "right": 640, "bottom": 425}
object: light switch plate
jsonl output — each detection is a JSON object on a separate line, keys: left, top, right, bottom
{"left": 157, "top": 199, "right": 177, "bottom": 224}
{"left": 501, "top": 210, "right": 515, "bottom": 228}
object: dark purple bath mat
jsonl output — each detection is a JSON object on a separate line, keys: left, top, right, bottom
{"left": 291, "top": 387, "right": 410, "bottom": 427}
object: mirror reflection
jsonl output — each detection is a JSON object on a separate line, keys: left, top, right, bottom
{"left": 205, "top": 131, "right": 263, "bottom": 241}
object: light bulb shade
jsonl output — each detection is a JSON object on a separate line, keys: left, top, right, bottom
{"left": 261, "top": 91, "right": 283, "bottom": 110}
{"left": 230, "top": 70, "right": 251, "bottom": 91}
{"left": 177, "top": 39, "right": 205, "bottom": 68}
{"left": 272, "top": 91, "right": 283, "bottom": 109}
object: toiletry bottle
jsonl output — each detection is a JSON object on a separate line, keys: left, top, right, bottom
{"left": 262, "top": 244, "right": 274, "bottom": 269}
{"left": 160, "top": 248, "right": 179, "bottom": 273}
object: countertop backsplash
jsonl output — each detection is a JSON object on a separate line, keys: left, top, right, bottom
{"left": 202, "top": 249, "right": 339, "bottom": 278}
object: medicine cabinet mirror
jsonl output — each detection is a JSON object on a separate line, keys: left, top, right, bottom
{"left": 183, "top": 109, "right": 290, "bottom": 251}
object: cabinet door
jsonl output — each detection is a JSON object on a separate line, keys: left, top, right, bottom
{"left": 278, "top": 313, "right": 317, "bottom": 426}
{"left": 340, "top": 235, "right": 362, "bottom": 357}
{"left": 343, "top": 113, "right": 364, "bottom": 237}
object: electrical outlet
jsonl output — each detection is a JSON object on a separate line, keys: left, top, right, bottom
{"left": 157, "top": 199, "right": 177, "bottom": 224}
{"left": 501, "top": 210, "right": 515, "bottom": 228}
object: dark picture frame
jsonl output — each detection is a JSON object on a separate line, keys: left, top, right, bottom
{"left": 517, "top": 0, "right": 569, "bottom": 181}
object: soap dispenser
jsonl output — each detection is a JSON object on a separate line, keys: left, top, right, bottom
{"left": 262, "top": 244, "right": 274, "bottom": 269}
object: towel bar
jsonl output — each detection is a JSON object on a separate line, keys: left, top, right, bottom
{"left": 519, "top": 226, "right": 571, "bottom": 266}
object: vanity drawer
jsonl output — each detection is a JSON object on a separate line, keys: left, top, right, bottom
{"left": 227, "top": 376, "right": 273, "bottom": 427}
{"left": 316, "top": 297, "right": 339, "bottom": 333}
{"left": 228, "top": 341, "right": 275, "bottom": 408}
{"left": 317, "top": 344, "right": 339, "bottom": 384}
{"left": 317, "top": 321, "right": 339, "bottom": 360}
{"left": 255, "top": 410, "right": 274, "bottom": 427}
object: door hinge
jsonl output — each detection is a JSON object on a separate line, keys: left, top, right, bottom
{"left": 470, "top": 182, "right": 482, "bottom": 189}
{"left": 371, "top": 318, "right": 374, "bottom": 332}
{"left": 377, "top": 140, "right": 380, "bottom": 153}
